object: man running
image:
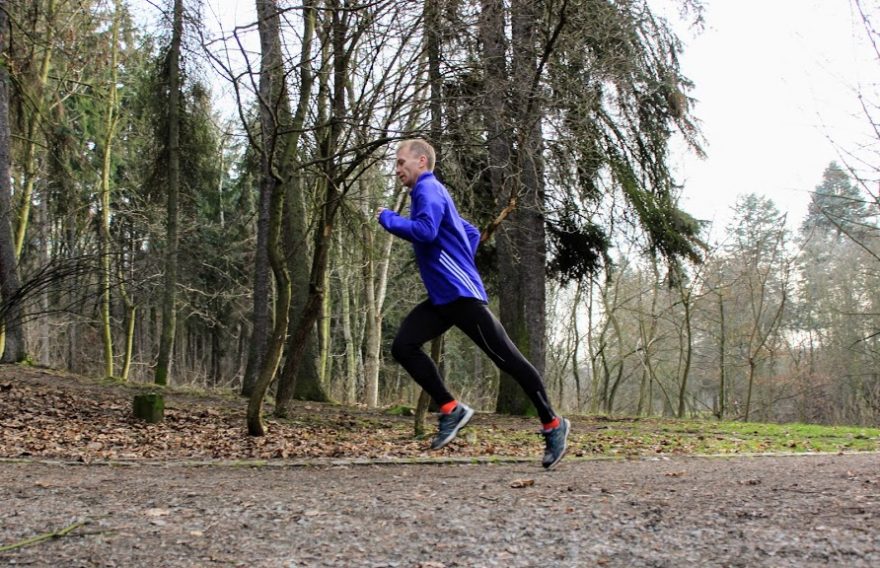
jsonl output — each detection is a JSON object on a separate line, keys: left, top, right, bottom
{"left": 375, "top": 139, "right": 569, "bottom": 469}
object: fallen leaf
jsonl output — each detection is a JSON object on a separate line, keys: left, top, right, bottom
{"left": 510, "top": 479, "right": 535, "bottom": 488}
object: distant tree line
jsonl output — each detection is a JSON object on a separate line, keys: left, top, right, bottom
{"left": 555, "top": 163, "right": 879, "bottom": 426}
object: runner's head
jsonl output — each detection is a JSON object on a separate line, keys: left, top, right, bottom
{"left": 395, "top": 139, "right": 435, "bottom": 188}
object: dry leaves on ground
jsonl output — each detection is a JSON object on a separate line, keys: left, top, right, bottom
{"left": 0, "top": 367, "right": 549, "bottom": 463}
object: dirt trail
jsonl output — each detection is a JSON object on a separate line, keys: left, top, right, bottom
{"left": 1, "top": 452, "right": 878, "bottom": 567}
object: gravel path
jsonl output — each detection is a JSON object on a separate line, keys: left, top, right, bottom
{"left": 1, "top": 452, "right": 878, "bottom": 567}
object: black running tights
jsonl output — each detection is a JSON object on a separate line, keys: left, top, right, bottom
{"left": 390, "top": 297, "right": 556, "bottom": 424}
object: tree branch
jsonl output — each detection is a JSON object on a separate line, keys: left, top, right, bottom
{"left": 0, "top": 521, "right": 88, "bottom": 553}
{"left": 480, "top": 195, "right": 517, "bottom": 243}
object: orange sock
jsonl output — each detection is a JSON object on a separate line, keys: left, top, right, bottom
{"left": 439, "top": 400, "right": 458, "bottom": 414}
{"left": 542, "top": 417, "right": 560, "bottom": 431}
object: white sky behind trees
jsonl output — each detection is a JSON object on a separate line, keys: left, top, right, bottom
{"left": 180, "top": 1, "right": 880, "bottom": 239}
{"left": 662, "top": 0, "right": 879, "bottom": 238}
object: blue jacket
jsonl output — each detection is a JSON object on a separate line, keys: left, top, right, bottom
{"left": 379, "top": 172, "right": 488, "bottom": 305}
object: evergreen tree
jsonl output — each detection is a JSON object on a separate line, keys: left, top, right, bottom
{"left": 722, "top": 194, "right": 790, "bottom": 421}
{"left": 801, "top": 162, "right": 868, "bottom": 238}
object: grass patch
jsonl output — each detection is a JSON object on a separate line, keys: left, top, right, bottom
{"left": 572, "top": 418, "right": 880, "bottom": 458}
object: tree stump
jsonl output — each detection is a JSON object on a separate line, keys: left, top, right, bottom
{"left": 132, "top": 393, "right": 164, "bottom": 423}
{"left": 414, "top": 336, "right": 444, "bottom": 436}
{"left": 414, "top": 390, "right": 431, "bottom": 437}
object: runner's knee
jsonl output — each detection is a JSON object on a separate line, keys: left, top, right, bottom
{"left": 391, "top": 334, "right": 418, "bottom": 363}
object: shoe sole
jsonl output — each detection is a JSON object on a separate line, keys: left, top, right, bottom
{"left": 430, "top": 406, "right": 475, "bottom": 450}
{"left": 543, "top": 418, "right": 571, "bottom": 470}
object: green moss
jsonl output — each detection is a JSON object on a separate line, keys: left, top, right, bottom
{"left": 132, "top": 392, "right": 164, "bottom": 423}
{"left": 230, "top": 460, "right": 268, "bottom": 468}
{"left": 384, "top": 404, "right": 415, "bottom": 416}
{"left": 101, "top": 375, "right": 124, "bottom": 385}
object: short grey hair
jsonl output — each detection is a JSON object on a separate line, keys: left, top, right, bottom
{"left": 398, "top": 139, "right": 436, "bottom": 171}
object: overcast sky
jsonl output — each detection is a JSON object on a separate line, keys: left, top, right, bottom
{"left": 665, "top": 0, "right": 877, "bottom": 237}
{"left": 192, "top": 1, "right": 877, "bottom": 237}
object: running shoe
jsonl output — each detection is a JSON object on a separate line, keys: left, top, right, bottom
{"left": 541, "top": 417, "right": 570, "bottom": 469}
{"left": 430, "top": 403, "right": 474, "bottom": 450}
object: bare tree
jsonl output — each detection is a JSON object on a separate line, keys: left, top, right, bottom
{"left": 154, "top": 0, "right": 184, "bottom": 385}
{"left": 720, "top": 195, "right": 790, "bottom": 421}
{"left": 246, "top": 0, "right": 295, "bottom": 433}
{"left": 0, "top": 0, "right": 27, "bottom": 362}
{"left": 247, "top": 0, "right": 424, "bottom": 435}
{"left": 12, "top": 0, "right": 58, "bottom": 260}
{"left": 98, "top": 0, "right": 123, "bottom": 378}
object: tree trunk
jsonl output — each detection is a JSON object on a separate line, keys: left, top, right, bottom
{"left": 121, "top": 303, "right": 136, "bottom": 381}
{"left": 36, "top": 184, "right": 49, "bottom": 366}
{"left": 319, "top": 254, "right": 333, "bottom": 385}
{"left": 269, "top": 0, "right": 356, "bottom": 425}
{"left": 587, "top": 280, "right": 603, "bottom": 414}
{"left": 362, "top": 191, "right": 401, "bottom": 408}
{"left": 603, "top": 283, "right": 625, "bottom": 414}
{"left": 570, "top": 281, "right": 583, "bottom": 411}
{"left": 240, "top": 175, "right": 272, "bottom": 396}
{"left": 279, "top": 0, "right": 344, "bottom": 397}
{"left": 744, "top": 275, "right": 787, "bottom": 422}
{"left": 362, "top": 225, "right": 380, "bottom": 408}
{"left": 247, "top": 172, "right": 291, "bottom": 435}
{"left": 0, "top": 0, "right": 27, "bottom": 363}
{"left": 342, "top": 251, "right": 357, "bottom": 402}
{"left": 274, "top": 1, "right": 327, "bottom": 411}
{"left": 425, "top": 0, "right": 442, "bottom": 165}
{"left": 485, "top": 0, "right": 550, "bottom": 415}
{"left": 14, "top": 0, "right": 56, "bottom": 260}
{"left": 99, "top": 0, "right": 121, "bottom": 378}
{"left": 415, "top": 336, "right": 444, "bottom": 436}
{"left": 478, "top": 0, "right": 522, "bottom": 414}
{"left": 414, "top": 389, "right": 432, "bottom": 437}
{"left": 676, "top": 281, "right": 693, "bottom": 418}
{"left": 154, "top": 0, "right": 183, "bottom": 385}
{"left": 717, "top": 292, "right": 726, "bottom": 419}
{"left": 745, "top": 358, "right": 757, "bottom": 422}
{"left": 277, "top": 177, "right": 327, "bottom": 412}
{"left": 637, "top": 264, "right": 660, "bottom": 416}
{"left": 247, "top": 0, "right": 294, "bottom": 435}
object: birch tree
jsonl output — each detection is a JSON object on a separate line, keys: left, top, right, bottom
{"left": 98, "top": 0, "right": 123, "bottom": 378}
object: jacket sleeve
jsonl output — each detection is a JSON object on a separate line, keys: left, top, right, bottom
{"left": 378, "top": 189, "right": 444, "bottom": 243}
{"left": 377, "top": 209, "right": 412, "bottom": 242}
{"left": 461, "top": 219, "right": 481, "bottom": 256}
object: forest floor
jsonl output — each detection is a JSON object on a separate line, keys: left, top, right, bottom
{"left": 1, "top": 365, "right": 879, "bottom": 566}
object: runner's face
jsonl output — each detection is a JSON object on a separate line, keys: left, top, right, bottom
{"left": 395, "top": 147, "right": 425, "bottom": 188}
